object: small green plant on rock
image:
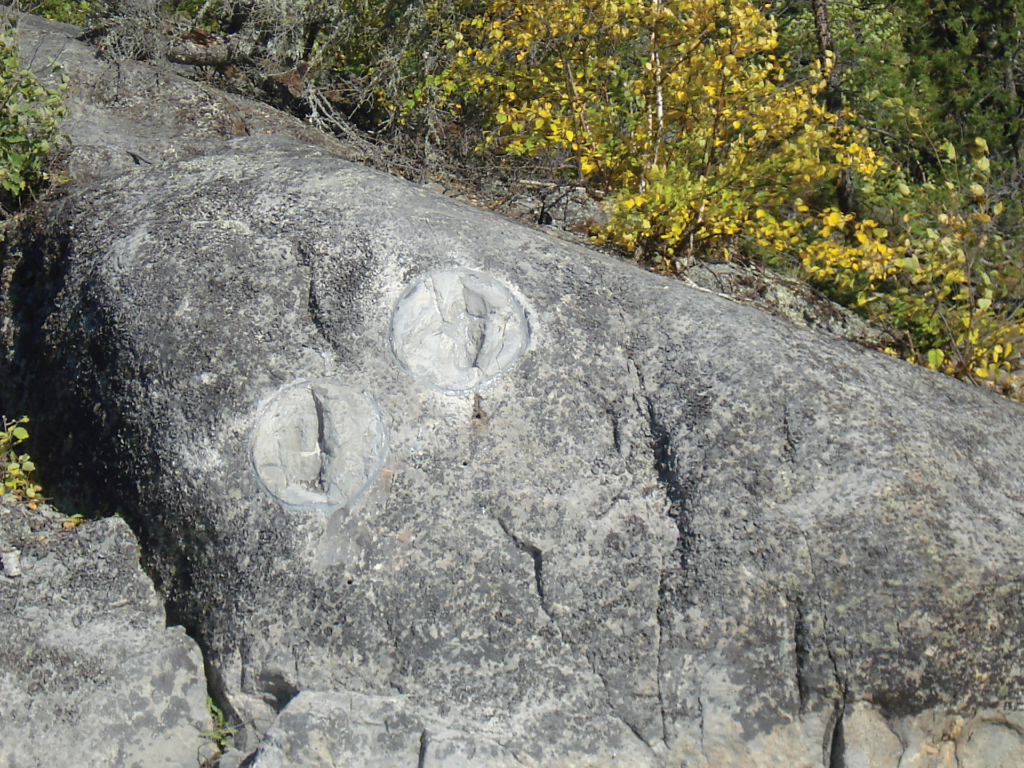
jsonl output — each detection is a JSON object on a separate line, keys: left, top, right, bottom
{"left": 200, "top": 696, "right": 235, "bottom": 754}
{"left": 0, "top": 416, "right": 42, "bottom": 505}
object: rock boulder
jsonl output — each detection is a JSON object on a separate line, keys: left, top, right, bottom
{"left": 0, "top": 506, "right": 211, "bottom": 767}
{"left": 3, "top": 11, "right": 1024, "bottom": 768}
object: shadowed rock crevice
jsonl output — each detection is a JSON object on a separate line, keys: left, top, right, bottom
{"left": 828, "top": 705, "right": 847, "bottom": 768}
{"left": 196, "top": 638, "right": 247, "bottom": 740}
{"left": 300, "top": 236, "right": 377, "bottom": 358}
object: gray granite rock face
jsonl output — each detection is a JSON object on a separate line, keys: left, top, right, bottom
{"left": 3, "top": 11, "right": 1024, "bottom": 768}
{"left": 0, "top": 512, "right": 210, "bottom": 767}
{"left": 249, "top": 691, "right": 525, "bottom": 768}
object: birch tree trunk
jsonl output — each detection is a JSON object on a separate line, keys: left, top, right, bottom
{"left": 811, "top": 0, "right": 858, "bottom": 214}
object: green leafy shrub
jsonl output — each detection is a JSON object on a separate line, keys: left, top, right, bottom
{"left": 0, "top": 416, "right": 42, "bottom": 504}
{"left": 32, "top": 0, "right": 93, "bottom": 25}
{"left": 755, "top": 132, "right": 1023, "bottom": 394}
{"left": 0, "top": 15, "right": 67, "bottom": 215}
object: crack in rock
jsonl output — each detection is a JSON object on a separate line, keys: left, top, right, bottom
{"left": 798, "top": 529, "right": 850, "bottom": 766}
{"left": 827, "top": 700, "right": 846, "bottom": 768}
{"left": 310, "top": 385, "right": 331, "bottom": 493}
{"left": 792, "top": 596, "right": 812, "bottom": 714}
{"left": 416, "top": 729, "right": 428, "bottom": 768}
{"left": 697, "top": 667, "right": 710, "bottom": 760}
{"left": 590, "top": 661, "right": 662, "bottom": 753}
{"left": 494, "top": 515, "right": 551, "bottom": 623}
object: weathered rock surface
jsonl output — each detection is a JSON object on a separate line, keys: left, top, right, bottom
{"left": 0, "top": 506, "right": 210, "bottom": 767}
{"left": 3, "top": 11, "right": 1024, "bottom": 768}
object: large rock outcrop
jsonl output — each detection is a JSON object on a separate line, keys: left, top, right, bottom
{"left": 0, "top": 504, "right": 211, "bottom": 767}
{"left": 3, "top": 11, "right": 1024, "bottom": 768}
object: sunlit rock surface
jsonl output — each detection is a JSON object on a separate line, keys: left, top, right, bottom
{"left": 3, "top": 11, "right": 1024, "bottom": 768}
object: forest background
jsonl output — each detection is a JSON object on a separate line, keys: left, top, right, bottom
{"left": 4, "top": 0, "right": 1024, "bottom": 400}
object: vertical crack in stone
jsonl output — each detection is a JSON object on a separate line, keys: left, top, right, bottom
{"left": 827, "top": 700, "right": 846, "bottom": 768}
{"left": 494, "top": 515, "right": 550, "bottom": 621}
{"left": 429, "top": 275, "right": 446, "bottom": 317}
{"left": 416, "top": 729, "right": 429, "bottom": 768}
{"left": 462, "top": 281, "right": 489, "bottom": 373}
{"left": 626, "top": 352, "right": 698, "bottom": 750}
{"left": 469, "top": 318, "right": 487, "bottom": 371}
{"left": 589, "top": 660, "right": 660, "bottom": 752}
{"left": 793, "top": 596, "right": 811, "bottom": 713}
{"left": 696, "top": 667, "right": 709, "bottom": 759}
{"left": 310, "top": 385, "right": 330, "bottom": 493}
{"left": 636, "top": 372, "right": 695, "bottom": 609}
{"left": 656, "top": 607, "right": 668, "bottom": 747}
{"left": 800, "top": 529, "right": 850, "bottom": 763}
{"left": 609, "top": 405, "right": 623, "bottom": 457}
{"left": 299, "top": 243, "right": 330, "bottom": 348}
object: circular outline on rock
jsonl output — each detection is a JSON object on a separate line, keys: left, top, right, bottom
{"left": 250, "top": 378, "right": 388, "bottom": 512}
{"left": 389, "top": 268, "right": 529, "bottom": 391}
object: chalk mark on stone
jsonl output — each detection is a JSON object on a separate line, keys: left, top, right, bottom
{"left": 252, "top": 379, "right": 388, "bottom": 512}
{"left": 390, "top": 269, "right": 529, "bottom": 391}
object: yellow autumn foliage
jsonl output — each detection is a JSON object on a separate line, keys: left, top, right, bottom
{"left": 434, "top": 0, "right": 1023, "bottom": 396}
{"left": 442, "top": 0, "right": 880, "bottom": 261}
